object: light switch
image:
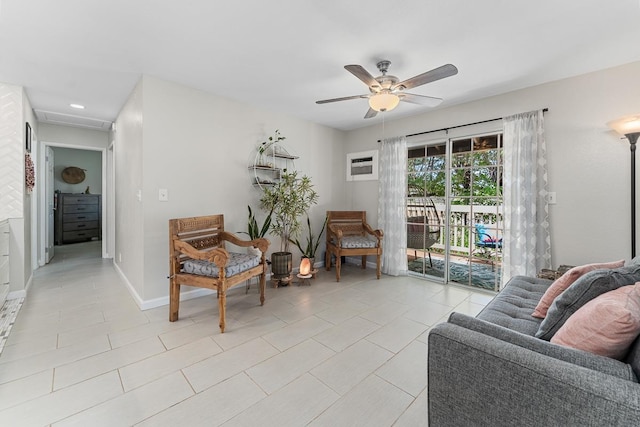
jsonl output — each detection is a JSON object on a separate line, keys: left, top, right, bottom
{"left": 159, "top": 189, "right": 169, "bottom": 202}
{"left": 548, "top": 192, "right": 557, "bottom": 205}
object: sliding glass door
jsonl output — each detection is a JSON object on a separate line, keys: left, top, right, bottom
{"left": 407, "top": 133, "right": 503, "bottom": 291}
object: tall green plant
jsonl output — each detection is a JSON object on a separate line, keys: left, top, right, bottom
{"left": 289, "top": 215, "right": 328, "bottom": 258}
{"left": 260, "top": 170, "right": 318, "bottom": 252}
{"left": 240, "top": 205, "right": 272, "bottom": 239}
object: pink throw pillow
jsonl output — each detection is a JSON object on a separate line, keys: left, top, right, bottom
{"left": 550, "top": 282, "right": 640, "bottom": 359}
{"left": 531, "top": 260, "right": 624, "bottom": 318}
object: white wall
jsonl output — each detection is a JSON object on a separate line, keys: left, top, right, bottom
{"left": 38, "top": 123, "right": 110, "bottom": 149}
{"left": 114, "top": 80, "right": 145, "bottom": 300}
{"left": 114, "top": 75, "right": 346, "bottom": 306}
{"left": 0, "top": 83, "right": 24, "bottom": 221}
{"left": 0, "top": 82, "right": 35, "bottom": 297}
{"left": 52, "top": 147, "right": 102, "bottom": 194}
{"left": 344, "top": 61, "right": 640, "bottom": 268}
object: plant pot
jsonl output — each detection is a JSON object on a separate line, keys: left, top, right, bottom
{"left": 271, "top": 252, "right": 292, "bottom": 279}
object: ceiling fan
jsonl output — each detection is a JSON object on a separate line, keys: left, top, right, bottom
{"left": 316, "top": 60, "right": 458, "bottom": 119}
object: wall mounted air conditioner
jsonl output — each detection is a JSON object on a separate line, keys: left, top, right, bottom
{"left": 346, "top": 150, "right": 378, "bottom": 181}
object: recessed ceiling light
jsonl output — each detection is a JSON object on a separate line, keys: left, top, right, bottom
{"left": 70, "top": 103, "right": 85, "bottom": 109}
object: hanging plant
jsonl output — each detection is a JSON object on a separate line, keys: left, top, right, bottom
{"left": 257, "top": 129, "right": 286, "bottom": 161}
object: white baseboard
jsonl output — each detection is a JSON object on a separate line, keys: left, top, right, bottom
{"left": 113, "top": 262, "right": 219, "bottom": 311}
{"left": 7, "top": 274, "right": 31, "bottom": 300}
{"left": 113, "top": 260, "right": 327, "bottom": 311}
{"left": 7, "top": 290, "right": 26, "bottom": 300}
{"left": 113, "top": 262, "right": 144, "bottom": 308}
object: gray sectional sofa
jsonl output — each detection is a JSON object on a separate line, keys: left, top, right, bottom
{"left": 428, "top": 272, "right": 640, "bottom": 426}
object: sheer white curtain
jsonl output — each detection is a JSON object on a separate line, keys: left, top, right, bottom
{"left": 378, "top": 136, "right": 407, "bottom": 276}
{"left": 502, "top": 110, "right": 551, "bottom": 284}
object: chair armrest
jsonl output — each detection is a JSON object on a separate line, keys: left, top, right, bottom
{"left": 173, "top": 240, "right": 229, "bottom": 267}
{"left": 219, "top": 232, "right": 269, "bottom": 253}
{"left": 327, "top": 224, "right": 344, "bottom": 240}
{"left": 428, "top": 323, "right": 640, "bottom": 426}
{"left": 362, "top": 223, "right": 383, "bottom": 241}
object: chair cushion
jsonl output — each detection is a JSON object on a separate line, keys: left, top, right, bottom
{"left": 182, "top": 252, "right": 260, "bottom": 278}
{"left": 338, "top": 236, "right": 377, "bottom": 249}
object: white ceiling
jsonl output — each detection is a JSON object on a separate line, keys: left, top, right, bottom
{"left": 1, "top": 0, "right": 640, "bottom": 131}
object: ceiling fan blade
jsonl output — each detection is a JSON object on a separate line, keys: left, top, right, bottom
{"left": 345, "top": 65, "right": 381, "bottom": 90}
{"left": 399, "top": 93, "right": 443, "bottom": 107}
{"left": 393, "top": 64, "right": 458, "bottom": 90}
{"left": 316, "top": 94, "right": 368, "bottom": 104}
{"left": 364, "top": 108, "right": 378, "bottom": 119}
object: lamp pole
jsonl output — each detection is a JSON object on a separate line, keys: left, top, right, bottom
{"left": 628, "top": 132, "right": 639, "bottom": 259}
{"left": 608, "top": 114, "right": 640, "bottom": 260}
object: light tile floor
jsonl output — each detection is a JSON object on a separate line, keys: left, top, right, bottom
{"left": 0, "top": 241, "right": 493, "bottom": 426}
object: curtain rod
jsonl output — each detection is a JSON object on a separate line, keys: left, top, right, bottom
{"left": 377, "top": 108, "right": 549, "bottom": 142}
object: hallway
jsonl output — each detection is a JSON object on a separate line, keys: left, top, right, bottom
{"left": 0, "top": 242, "right": 490, "bottom": 426}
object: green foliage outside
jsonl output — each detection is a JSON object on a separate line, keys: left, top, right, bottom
{"left": 408, "top": 137, "right": 503, "bottom": 252}
{"left": 408, "top": 144, "right": 502, "bottom": 206}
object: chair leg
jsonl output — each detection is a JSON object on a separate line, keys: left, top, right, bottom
{"left": 376, "top": 254, "right": 381, "bottom": 279}
{"left": 259, "top": 271, "right": 266, "bottom": 306}
{"left": 169, "top": 280, "right": 180, "bottom": 322}
{"left": 361, "top": 255, "right": 366, "bottom": 269}
{"left": 218, "top": 286, "right": 226, "bottom": 333}
{"left": 325, "top": 249, "right": 331, "bottom": 271}
{"left": 428, "top": 250, "right": 433, "bottom": 267}
{"left": 335, "top": 253, "right": 341, "bottom": 282}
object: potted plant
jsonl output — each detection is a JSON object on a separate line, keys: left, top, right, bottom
{"left": 240, "top": 205, "right": 272, "bottom": 257}
{"left": 257, "top": 129, "right": 286, "bottom": 166}
{"left": 260, "top": 170, "right": 318, "bottom": 280}
{"left": 289, "top": 215, "right": 328, "bottom": 268}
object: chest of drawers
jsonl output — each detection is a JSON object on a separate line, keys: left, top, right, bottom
{"left": 54, "top": 193, "right": 101, "bottom": 245}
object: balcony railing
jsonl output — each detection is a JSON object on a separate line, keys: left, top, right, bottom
{"left": 407, "top": 202, "right": 503, "bottom": 291}
{"left": 407, "top": 202, "right": 503, "bottom": 253}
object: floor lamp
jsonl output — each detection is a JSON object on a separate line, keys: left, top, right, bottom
{"left": 608, "top": 114, "right": 640, "bottom": 258}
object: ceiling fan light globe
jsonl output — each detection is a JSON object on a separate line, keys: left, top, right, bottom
{"left": 369, "top": 92, "right": 400, "bottom": 112}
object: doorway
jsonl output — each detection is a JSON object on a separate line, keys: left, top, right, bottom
{"left": 39, "top": 142, "right": 109, "bottom": 266}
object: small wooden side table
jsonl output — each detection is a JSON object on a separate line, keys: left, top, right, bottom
{"left": 296, "top": 270, "right": 317, "bottom": 286}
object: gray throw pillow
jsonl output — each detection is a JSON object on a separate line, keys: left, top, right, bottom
{"left": 536, "top": 264, "right": 640, "bottom": 340}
